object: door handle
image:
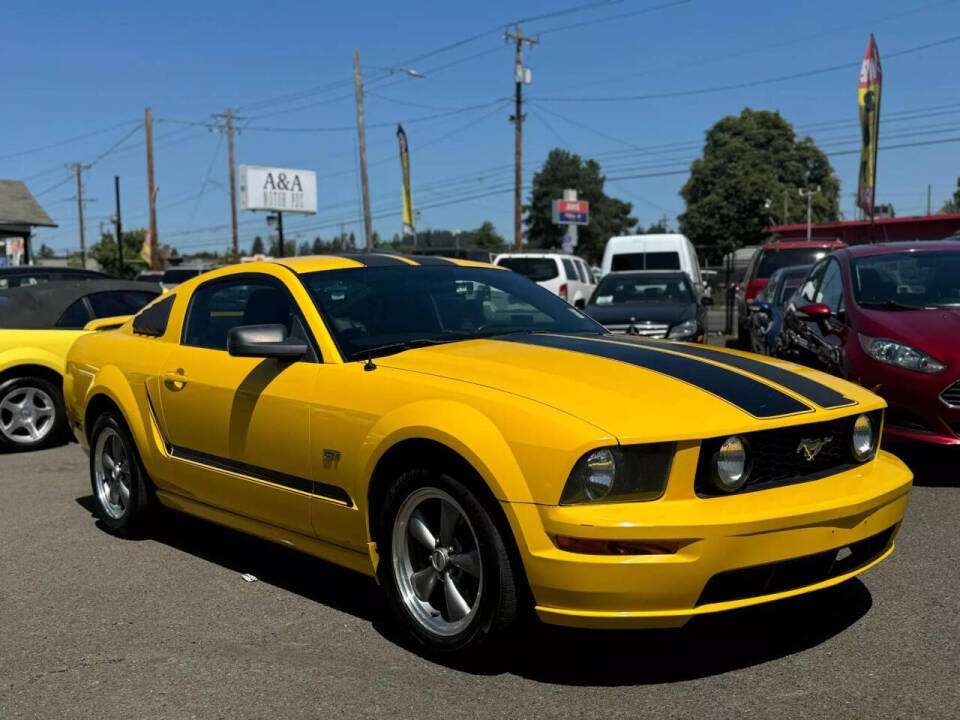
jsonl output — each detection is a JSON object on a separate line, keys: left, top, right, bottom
{"left": 163, "top": 369, "right": 188, "bottom": 389}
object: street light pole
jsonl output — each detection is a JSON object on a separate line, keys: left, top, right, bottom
{"left": 798, "top": 185, "right": 821, "bottom": 242}
{"left": 114, "top": 176, "right": 123, "bottom": 276}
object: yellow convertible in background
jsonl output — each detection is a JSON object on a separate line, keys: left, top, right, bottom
{"left": 64, "top": 255, "right": 912, "bottom": 655}
{"left": 0, "top": 280, "right": 159, "bottom": 450}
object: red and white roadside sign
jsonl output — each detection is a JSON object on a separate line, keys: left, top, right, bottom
{"left": 552, "top": 199, "right": 589, "bottom": 225}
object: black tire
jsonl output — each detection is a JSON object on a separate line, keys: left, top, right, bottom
{"left": 0, "top": 375, "right": 67, "bottom": 452}
{"left": 377, "top": 468, "right": 521, "bottom": 657}
{"left": 88, "top": 411, "right": 155, "bottom": 538}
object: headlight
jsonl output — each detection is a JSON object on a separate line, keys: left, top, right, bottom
{"left": 561, "top": 444, "right": 674, "bottom": 504}
{"left": 668, "top": 319, "right": 699, "bottom": 339}
{"left": 851, "top": 413, "right": 877, "bottom": 461}
{"left": 858, "top": 333, "right": 945, "bottom": 374}
{"left": 712, "top": 436, "right": 751, "bottom": 492}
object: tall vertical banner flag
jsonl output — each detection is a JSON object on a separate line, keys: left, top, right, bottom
{"left": 397, "top": 125, "right": 415, "bottom": 236}
{"left": 857, "top": 34, "right": 882, "bottom": 217}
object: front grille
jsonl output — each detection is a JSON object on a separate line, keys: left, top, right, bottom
{"left": 605, "top": 322, "right": 669, "bottom": 338}
{"left": 695, "top": 412, "right": 881, "bottom": 497}
{"left": 696, "top": 525, "right": 896, "bottom": 606}
{"left": 941, "top": 380, "right": 960, "bottom": 408}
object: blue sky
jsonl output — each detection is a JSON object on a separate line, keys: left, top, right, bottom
{"left": 3, "top": 0, "right": 959, "bottom": 255}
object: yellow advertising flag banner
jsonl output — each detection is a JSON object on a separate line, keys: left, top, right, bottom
{"left": 857, "top": 33, "right": 882, "bottom": 216}
{"left": 397, "top": 125, "right": 415, "bottom": 236}
{"left": 140, "top": 230, "right": 152, "bottom": 265}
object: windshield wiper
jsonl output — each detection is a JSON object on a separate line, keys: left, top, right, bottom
{"left": 350, "top": 337, "right": 455, "bottom": 361}
{"left": 859, "top": 300, "right": 922, "bottom": 311}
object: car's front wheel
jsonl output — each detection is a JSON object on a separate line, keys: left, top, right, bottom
{"left": 0, "top": 375, "right": 66, "bottom": 451}
{"left": 89, "top": 412, "right": 154, "bottom": 537}
{"left": 378, "top": 469, "right": 521, "bottom": 657}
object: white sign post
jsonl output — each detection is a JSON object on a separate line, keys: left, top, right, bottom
{"left": 239, "top": 165, "right": 317, "bottom": 214}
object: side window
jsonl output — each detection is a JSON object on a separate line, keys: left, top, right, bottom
{"left": 56, "top": 298, "right": 93, "bottom": 328}
{"left": 817, "top": 260, "right": 844, "bottom": 312}
{"left": 133, "top": 294, "right": 175, "bottom": 337}
{"left": 581, "top": 261, "right": 596, "bottom": 284}
{"left": 87, "top": 290, "right": 159, "bottom": 319}
{"left": 183, "top": 276, "right": 314, "bottom": 357}
{"left": 798, "top": 262, "right": 827, "bottom": 304}
{"left": 561, "top": 258, "right": 578, "bottom": 282}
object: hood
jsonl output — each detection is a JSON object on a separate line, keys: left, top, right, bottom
{"left": 584, "top": 302, "right": 694, "bottom": 326}
{"left": 859, "top": 307, "right": 960, "bottom": 366}
{"left": 379, "top": 334, "right": 879, "bottom": 444}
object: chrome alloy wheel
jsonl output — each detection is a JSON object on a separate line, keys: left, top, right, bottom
{"left": 0, "top": 386, "right": 56, "bottom": 444}
{"left": 392, "top": 487, "right": 484, "bottom": 637}
{"left": 93, "top": 427, "right": 132, "bottom": 520}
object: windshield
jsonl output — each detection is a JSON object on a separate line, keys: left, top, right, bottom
{"left": 162, "top": 268, "right": 202, "bottom": 284}
{"left": 301, "top": 266, "right": 600, "bottom": 360}
{"left": 611, "top": 251, "right": 681, "bottom": 271}
{"left": 496, "top": 257, "right": 559, "bottom": 282}
{"left": 757, "top": 248, "right": 831, "bottom": 278}
{"left": 590, "top": 274, "right": 693, "bottom": 305}
{"left": 852, "top": 251, "right": 960, "bottom": 309}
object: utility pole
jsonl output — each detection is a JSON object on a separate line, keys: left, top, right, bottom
{"left": 798, "top": 186, "right": 821, "bottom": 242}
{"left": 145, "top": 107, "right": 160, "bottom": 270}
{"left": 71, "top": 163, "right": 88, "bottom": 269}
{"left": 211, "top": 109, "right": 242, "bottom": 260}
{"left": 927, "top": 184, "right": 932, "bottom": 216}
{"left": 505, "top": 26, "right": 537, "bottom": 250}
{"left": 353, "top": 49, "right": 373, "bottom": 251}
{"left": 113, "top": 176, "right": 123, "bottom": 275}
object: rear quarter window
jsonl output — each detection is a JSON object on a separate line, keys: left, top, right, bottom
{"left": 133, "top": 294, "right": 176, "bottom": 337}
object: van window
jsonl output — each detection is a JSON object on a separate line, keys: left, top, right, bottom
{"left": 496, "top": 257, "right": 559, "bottom": 282}
{"left": 611, "top": 252, "right": 681, "bottom": 271}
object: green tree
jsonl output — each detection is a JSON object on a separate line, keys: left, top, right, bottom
{"left": 312, "top": 237, "right": 324, "bottom": 254}
{"left": 940, "top": 177, "right": 960, "bottom": 213}
{"left": 90, "top": 228, "right": 148, "bottom": 278}
{"left": 250, "top": 236, "right": 265, "bottom": 255}
{"left": 525, "top": 148, "right": 636, "bottom": 263}
{"left": 679, "top": 108, "right": 840, "bottom": 263}
{"left": 269, "top": 238, "right": 296, "bottom": 257}
{"left": 640, "top": 219, "right": 668, "bottom": 234}
{"left": 470, "top": 221, "right": 506, "bottom": 250}
{"left": 38, "top": 243, "right": 56, "bottom": 259}
{"left": 298, "top": 241, "right": 311, "bottom": 256}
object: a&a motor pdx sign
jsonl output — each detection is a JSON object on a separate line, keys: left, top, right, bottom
{"left": 239, "top": 165, "right": 318, "bottom": 214}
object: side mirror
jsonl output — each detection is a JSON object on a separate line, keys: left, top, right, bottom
{"left": 796, "top": 302, "right": 832, "bottom": 320}
{"left": 749, "top": 300, "right": 771, "bottom": 314}
{"left": 701, "top": 295, "right": 714, "bottom": 306}
{"left": 227, "top": 324, "right": 307, "bottom": 360}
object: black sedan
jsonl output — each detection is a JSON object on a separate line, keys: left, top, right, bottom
{"left": 583, "top": 271, "right": 709, "bottom": 341}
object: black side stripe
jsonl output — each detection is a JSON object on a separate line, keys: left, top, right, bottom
{"left": 509, "top": 334, "right": 811, "bottom": 418}
{"left": 408, "top": 254, "right": 455, "bottom": 266}
{"left": 170, "top": 445, "right": 352, "bottom": 506}
{"left": 621, "top": 338, "right": 855, "bottom": 409}
{"left": 332, "top": 253, "right": 411, "bottom": 267}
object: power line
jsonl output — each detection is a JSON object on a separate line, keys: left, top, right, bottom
{"left": 533, "top": 0, "right": 690, "bottom": 36}
{"left": 0, "top": 119, "right": 139, "bottom": 161}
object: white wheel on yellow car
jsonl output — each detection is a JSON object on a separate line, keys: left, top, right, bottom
{"left": 379, "top": 470, "right": 521, "bottom": 656}
{"left": 0, "top": 376, "right": 66, "bottom": 451}
{"left": 89, "top": 412, "right": 154, "bottom": 537}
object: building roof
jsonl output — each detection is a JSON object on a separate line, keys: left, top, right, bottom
{"left": 768, "top": 213, "right": 960, "bottom": 234}
{"left": 761, "top": 239, "right": 847, "bottom": 250}
{"left": 0, "top": 180, "right": 57, "bottom": 228}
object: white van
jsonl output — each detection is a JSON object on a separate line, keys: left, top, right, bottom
{"left": 600, "top": 234, "right": 703, "bottom": 295}
{"left": 493, "top": 252, "right": 597, "bottom": 307}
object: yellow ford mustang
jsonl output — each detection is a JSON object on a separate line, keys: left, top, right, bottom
{"left": 64, "top": 255, "right": 912, "bottom": 655}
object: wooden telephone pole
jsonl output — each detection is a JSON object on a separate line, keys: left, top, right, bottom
{"left": 211, "top": 109, "right": 241, "bottom": 260}
{"left": 144, "top": 107, "right": 160, "bottom": 270}
{"left": 505, "top": 26, "right": 537, "bottom": 250}
{"left": 353, "top": 49, "right": 373, "bottom": 251}
{"left": 71, "top": 163, "right": 88, "bottom": 269}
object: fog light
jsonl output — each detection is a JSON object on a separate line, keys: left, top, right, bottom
{"left": 553, "top": 536, "right": 689, "bottom": 555}
{"left": 714, "top": 436, "right": 750, "bottom": 492}
{"left": 852, "top": 413, "right": 876, "bottom": 461}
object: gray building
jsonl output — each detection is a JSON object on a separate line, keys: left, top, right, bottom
{"left": 0, "top": 180, "right": 57, "bottom": 265}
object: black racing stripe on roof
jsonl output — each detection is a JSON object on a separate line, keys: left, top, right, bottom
{"left": 622, "top": 338, "right": 856, "bottom": 409}
{"left": 408, "top": 255, "right": 455, "bottom": 266}
{"left": 332, "top": 253, "right": 411, "bottom": 267}
{"left": 508, "top": 334, "right": 810, "bottom": 418}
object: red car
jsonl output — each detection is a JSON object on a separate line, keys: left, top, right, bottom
{"left": 736, "top": 240, "right": 846, "bottom": 346}
{"left": 780, "top": 240, "right": 960, "bottom": 445}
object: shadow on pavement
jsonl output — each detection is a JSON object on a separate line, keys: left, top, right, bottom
{"left": 75, "top": 494, "right": 874, "bottom": 684}
{"left": 885, "top": 442, "right": 958, "bottom": 487}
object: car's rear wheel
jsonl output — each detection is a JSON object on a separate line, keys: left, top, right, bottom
{"left": 0, "top": 376, "right": 66, "bottom": 451}
{"left": 89, "top": 412, "right": 154, "bottom": 537}
{"left": 378, "top": 469, "right": 520, "bottom": 657}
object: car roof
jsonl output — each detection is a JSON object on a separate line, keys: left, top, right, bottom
{"left": 840, "top": 240, "right": 960, "bottom": 258}
{"left": 603, "top": 270, "right": 687, "bottom": 278}
{"left": 0, "top": 266, "right": 107, "bottom": 277}
{"left": 761, "top": 240, "right": 846, "bottom": 250}
{"left": 0, "top": 280, "right": 160, "bottom": 329}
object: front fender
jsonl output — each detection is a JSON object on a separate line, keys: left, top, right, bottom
{"left": 360, "top": 399, "right": 534, "bottom": 506}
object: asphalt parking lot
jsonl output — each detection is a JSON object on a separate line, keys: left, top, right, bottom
{"left": 1, "top": 441, "right": 957, "bottom": 719}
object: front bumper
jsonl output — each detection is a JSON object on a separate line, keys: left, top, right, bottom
{"left": 506, "top": 449, "right": 912, "bottom": 629}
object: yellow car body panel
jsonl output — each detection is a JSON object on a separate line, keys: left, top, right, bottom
{"left": 0, "top": 329, "right": 84, "bottom": 377}
{"left": 64, "top": 257, "right": 913, "bottom": 629}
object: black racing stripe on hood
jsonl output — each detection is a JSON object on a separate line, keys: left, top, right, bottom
{"left": 508, "top": 334, "right": 810, "bottom": 418}
{"left": 408, "top": 255, "right": 455, "bottom": 265}
{"left": 331, "top": 253, "right": 410, "bottom": 267}
{"left": 621, "top": 338, "right": 856, "bottom": 409}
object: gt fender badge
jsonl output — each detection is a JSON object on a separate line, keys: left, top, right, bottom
{"left": 322, "top": 448, "right": 341, "bottom": 469}
{"left": 796, "top": 436, "right": 833, "bottom": 462}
